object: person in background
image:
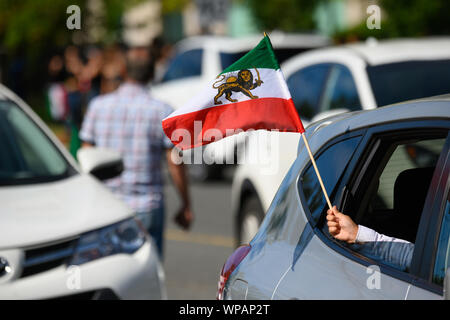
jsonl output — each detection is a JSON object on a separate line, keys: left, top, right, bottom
{"left": 64, "top": 45, "right": 104, "bottom": 158}
{"left": 150, "top": 36, "right": 173, "bottom": 83}
{"left": 81, "top": 46, "right": 103, "bottom": 100}
{"left": 79, "top": 45, "right": 193, "bottom": 258}
{"left": 99, "top": 44, "right": 126, "bottom": 94}
{"left": 64, "top": 45, "right": 86, "bottom": 157}
{"left": 47, "top": 53, "right": 69, "bottom": 123}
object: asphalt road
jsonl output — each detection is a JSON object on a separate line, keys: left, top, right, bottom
{"left": 162, "top": 166, "right": 236, "bottom": 300}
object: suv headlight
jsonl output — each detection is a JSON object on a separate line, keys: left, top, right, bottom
{"left": 70, "top": 218, "right": 147, "bottom": 265}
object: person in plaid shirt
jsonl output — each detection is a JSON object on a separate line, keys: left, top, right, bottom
{"left": 80, "top": 46, "right": 192, "bottom": 258}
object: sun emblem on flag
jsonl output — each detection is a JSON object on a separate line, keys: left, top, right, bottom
{"left": 212, "top": 68, "right": 264, "bottom": 105}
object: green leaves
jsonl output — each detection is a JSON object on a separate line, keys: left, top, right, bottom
{"left": 247, "top": 0, "right": 317, "bottom": 32}
{"left": 0, "top": 0, "right": 81, "bottom": 52}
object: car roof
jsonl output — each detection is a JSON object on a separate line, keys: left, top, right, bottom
{"left": 343, "top": 37, "right": 450, "bottom": 65}
{"left": 175, "top": 32, "right": 330, "bottom": 53}
{"left": 284, "top": 37, "right": 450, "bottom": 67}
{"left": 0, "top": 85, "right": 8, "bottom": 100}
{"left": 307, "top": 96, "right": 450, "bottom": 144}
{"left": 0, "top": 84, "right": 15, "bottom": 101}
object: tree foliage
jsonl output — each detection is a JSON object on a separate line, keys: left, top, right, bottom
{"left": 0, "top": 0, "right": 146, "bottom": 55}
{"left": 246, "top": 0, "right": 450, "bottom": 38}
{"left": 0, "top": 0, "right": 145, "bottom": 101}
{"left": 247, "top": 0, "right": 318, "bottom": 32}
{"left": 380, "top": 0, "right": 450, "bottom": 37}
{"left": 0, "top": 0, "right": 81, "bottom": 54}
{"left": 334, "top": 0, "right": 450, "bottom": 43}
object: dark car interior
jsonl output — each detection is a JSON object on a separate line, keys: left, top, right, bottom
{"left": 352, "top": 135, "right": 446, "bottom": 245}
{"left": 362, "top": 167, "right": 434, "bottom": 243}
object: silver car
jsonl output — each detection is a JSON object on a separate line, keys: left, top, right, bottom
{"left": 219, "top": 96, "right": 450, "bottom": 300}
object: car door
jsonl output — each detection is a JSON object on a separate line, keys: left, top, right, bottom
{"left": 273, "top": 120, "right": 450, "bottom": 299}
{"left": 405, "top": 132, "right": 450, "bottom": 299}
{"left": 272, "top": 130, "right": 409, "bottom": 299}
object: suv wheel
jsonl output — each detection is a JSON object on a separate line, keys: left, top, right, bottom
{"left": 238, "top": 196, "right": 264, "bottom": 245}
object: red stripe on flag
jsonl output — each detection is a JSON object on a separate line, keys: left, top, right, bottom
{"left": 162, "top": 97, "right": 305, "bottom": 150}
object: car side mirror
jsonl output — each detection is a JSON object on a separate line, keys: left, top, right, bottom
{"left": 77, "top": 147, "right": 123, "bottom": 181}
{"left": 445, "top": 268, "right": 450, "bottom": 300}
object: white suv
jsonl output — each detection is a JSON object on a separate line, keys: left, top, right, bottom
{"left": 151, "top": 32, "right": 329, "bottom": 180}
{"left": 0, "top": 84, "right": 166, "bottom": 299}
{"left": 232, "top": 37, "right": 450, "bottom": 244}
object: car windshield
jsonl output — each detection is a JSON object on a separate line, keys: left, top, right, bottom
{"left": 0, "top": 99, "right": 73, "bottom": 185}
{"left": 367, "top": 59, "right": 450, "bottom": 107}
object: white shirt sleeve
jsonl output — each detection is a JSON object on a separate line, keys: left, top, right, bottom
{"left": 353, "top": 225, "right": 414, "bottom": 271}
{"left": 356, "top": 225, "right": 411, "bottom": 244}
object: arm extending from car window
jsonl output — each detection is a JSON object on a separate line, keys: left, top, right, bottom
{"left": 327, "top": 206, "right": 414, "bottom": 271}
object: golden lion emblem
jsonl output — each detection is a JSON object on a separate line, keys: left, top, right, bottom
{"left": 212, "top": 68, "right": 263, "bottom": 105}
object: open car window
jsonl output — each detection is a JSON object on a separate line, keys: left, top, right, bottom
{"left": 355, "top": 136, "right": 446, "bottom": 241}
{"left": 339, "top": 129, "right": 448, "bottom": 273}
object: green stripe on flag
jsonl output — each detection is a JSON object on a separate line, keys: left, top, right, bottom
{"left": 220, "top": 35, "right": 280, "bottom": 74}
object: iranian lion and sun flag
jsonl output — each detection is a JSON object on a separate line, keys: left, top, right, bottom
{"left": 162, "top": 33, "right": 332, "bottom": 209}
{"left": 161, "top": 34, "right": 305, "bottom": 150}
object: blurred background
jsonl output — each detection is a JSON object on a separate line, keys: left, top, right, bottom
{"left": 1, "top": 0, "right": 449, "bottom": 299}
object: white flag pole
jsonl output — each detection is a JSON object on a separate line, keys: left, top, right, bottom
{"left": 301, "top": 133, "right": 333, "bottom": 210}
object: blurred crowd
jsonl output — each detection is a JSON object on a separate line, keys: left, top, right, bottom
{"left": 46, "top": 38, "right": 172, "bottom": 157}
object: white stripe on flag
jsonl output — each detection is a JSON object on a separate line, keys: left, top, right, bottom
{"left": 164, "top": 68, "right": 291, "bottom": 119}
